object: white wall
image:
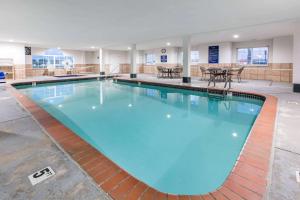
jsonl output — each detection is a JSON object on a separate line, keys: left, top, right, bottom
{"left": 144, "top": 47, "right": 180, "bottom": 64}
{"left": 232, "top": 39, "right": 273, "bottom": 63}
{"left": 192, "top": 42, "right": 232, "bottom": 64}
{"left": 293, "top": 22, "right": 300, "bottom": 84}
{"left": 84, "top": 51, "right": 98, "bottom": 64}
{"left": 0, "top": 42, "right": 25, "bottom": 64}
{"left": 273, "top": 36, "right": 293, "bottom": 63}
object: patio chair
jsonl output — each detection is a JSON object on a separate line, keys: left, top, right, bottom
{"left": 200, "top": 66, "right": 210, "bottom": 80}
{"left": 224, "top": 69, "right": 234, "bottom": 89}
{"left": 171, "top": 67, "right": 183, "bottom": 78}
{"left": 236, "top": 66, "right": 245, "bottom": 83}
{"left": 157, "top": 66, "right": 168, "bottom": 78}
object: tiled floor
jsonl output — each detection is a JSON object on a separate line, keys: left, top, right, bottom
{"left": 1, "top": 74, "right": 300, "bottom": 200}
{"left": 0, "top": 84, "right": 110, "bottom": 200}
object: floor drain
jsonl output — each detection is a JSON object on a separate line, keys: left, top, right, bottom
{"left": 296, "top": 171, "right": 300, "bottom": 183}
{"left": 28, "top": 166, "right": 55, "bottom": 186}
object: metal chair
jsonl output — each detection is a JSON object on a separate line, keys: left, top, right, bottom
{"left": 171, "top": 67, "right": 183, "bottom": 78}
{"left": 157, "top": 66, "right": 168, "bottom": 78}
{"left": 200, "top": 66, "right": 210, "bottom": 80}
{"left": 236, "top": 66, "right": 245, "bottom": 83}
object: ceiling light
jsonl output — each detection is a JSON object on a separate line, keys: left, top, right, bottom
{"left": 166, "top": 42, "right": 171, "bottom": 46}
{"left": 127, "top": 47, "right": 131, "bottom": 50}
{"left": 8, "top": 39, "right": 14, "bottom": 42}
{"left": 233, "top": 35, "right": 239, "bottom": 39}
{"left": 57, "top": 47, "right": 61, "bottom": 50}
{"left": 166, "top": 114, "right": 171, "bottom": 119}
{"left": 91, "top": 46, "right": 95, "bottom": 49}
{"left": 128, "top": 104, "right": 132, "bottom": 107}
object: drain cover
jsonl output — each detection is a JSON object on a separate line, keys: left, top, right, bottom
{"left": 28, "top": 166, "right": 55, "bottom": 186}
{"left": 296, "top": 171, "right": 300, "bottom": 183}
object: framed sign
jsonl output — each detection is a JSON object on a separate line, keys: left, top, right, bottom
{"left": 25, "top": 47, "right": 31, "bottom": 55}
{"left": 161, "top": 55, "right": 167, "bottom": 63}
{"left": 208, "top": 46, "right": 219, "bottom": 64}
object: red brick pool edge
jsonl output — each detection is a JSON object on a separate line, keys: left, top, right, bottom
{"left": 7, "top": 81, "right": 277, "bottom": 200}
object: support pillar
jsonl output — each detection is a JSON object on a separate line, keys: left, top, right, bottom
{"left": 99, "top": 48, "right": 105, "bottom": 75}
{"left": 182, "top": 36, "right": 191, "bottom": 83}
{"left": 130, "top": 44, "right": 137, "bottom": 78}
{"left": 293, "top": 21, "right": 300, "bottom": 92}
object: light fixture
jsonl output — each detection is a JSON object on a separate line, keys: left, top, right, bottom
{"left": 92, "top": 106, "right": 96, "bottom": 110}
{"left": 57, "top": 47, "right": 61, "bottom": 50}
{"left": 166, "top": 42, "right": 171, "bottom": 46}
{"left": 127, "top": 47, "right": 131, "bottom": 50}
{"left": 91, "top": 46, "right": 95, "bottom": 49}
{"left": 166, "top": 114, "right": 171, "bottom": 119}
{"left": 128, "top": 104, "right": 132, "bottom": 107}
{"left": 58, "top": 104, "right": 63, "bottom": 108}
{"left": 8, "top": 39, "right": 14, "bottom": 42}
{"left": 233, "top": 34, "right": 239, "bottom": 39}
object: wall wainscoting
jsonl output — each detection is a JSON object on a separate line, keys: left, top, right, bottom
{"left": 190, "top": 63, "right": 293, "bottom": 83}
{"left": 11, "top": 63, "right": 293, "bottom": 83}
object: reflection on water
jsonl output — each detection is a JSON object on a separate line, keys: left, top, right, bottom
{"left": 17, "top": 80, "right": 264, "bottom": 195}
{"left": 29, "top": 84, "right": 75, "bottom": 105}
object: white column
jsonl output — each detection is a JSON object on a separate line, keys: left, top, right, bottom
{"left": 130, "top": 44, "right": 137, "bottom": 78}
{"left": 293, "top": 21, "right": 300, "bottom": 92}
{"left": 182, "top": 36, "right": 191, "bottom": 83}
{"left": 99, "top": 48, "right": 105, "bottom": 75}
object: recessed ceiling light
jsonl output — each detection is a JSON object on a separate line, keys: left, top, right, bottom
{"left": 166, "top": 42, "right": 171, "bottom": 46}
{"left": 57, "top": 47, "right": 61, "bottom": 50}
{"left": 233, "top": 34, "right": 239, "bottom": 39}
{"left": 8, "top": 39, "right": 14, "bottom": 42}
{"left": 91, "top": 46, "right": 95, "bottom": 49}
{"left": 127, "top": 47, "right": 131, "bottom": 50}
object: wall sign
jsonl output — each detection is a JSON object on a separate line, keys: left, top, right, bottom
{"left": 25, "top": 47, "right": 31, "bottom": 55}
{"left": 161, "top": 55, "right": 167, "bottom": 63}
{"left": 28, "top": 166, "right": 55, "bottom": 186}
{"left": 208, "top": 46, "right": 219, "bottom": 64}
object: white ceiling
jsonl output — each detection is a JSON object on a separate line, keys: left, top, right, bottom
{"left": 0, "top": 0, "right": 300, "bottom": 50}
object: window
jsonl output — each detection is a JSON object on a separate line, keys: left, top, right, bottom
{"left": 191, "top": 51, "right": 200, "bottom": 63}
{"left": 145, "top": 53, "right": 156, "bottom": 65}
{"left": 32, "top": 55, "right": 74, "bottom": 68}
{"left": 237, "top": 47, "right": 268, "bottom": 65}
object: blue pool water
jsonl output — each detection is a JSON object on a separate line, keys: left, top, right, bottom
{"left": 16, "top": 80, "right": 263, "bottom": 195}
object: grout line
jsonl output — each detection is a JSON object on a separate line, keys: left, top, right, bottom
{"left": 0, "top": 115, "right": 31, "bottom": 125}
{"left": 274, "top": 147, "right": 300, "bottom": 156}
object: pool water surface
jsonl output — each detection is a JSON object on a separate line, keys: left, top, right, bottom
{"left": 16, "top": 80, "right": 263, "bottom": 195}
